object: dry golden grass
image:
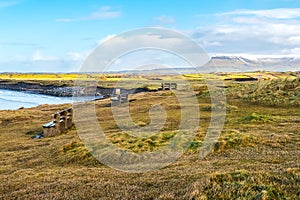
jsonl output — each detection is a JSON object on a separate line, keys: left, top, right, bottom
{"left": 0, "top": 74, "right": 299, "bottom": 199}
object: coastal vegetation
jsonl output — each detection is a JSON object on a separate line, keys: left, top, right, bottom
{"left": 0, "top": 71, "right": 297, "bottom": 82}
{"left": 0, "top": 72, "right": 299, "bottom": 199}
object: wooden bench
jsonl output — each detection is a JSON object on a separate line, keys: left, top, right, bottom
{"left": 159, "top": 83, "right": 177, "bottom": 90}
{"left": 110, "top": 93, "right": 129, "bottom": 106}
{"left": 43, "top": 108, "right": 73, "bottom": 137}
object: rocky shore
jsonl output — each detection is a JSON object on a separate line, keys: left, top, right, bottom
{"left": 0, "top": 81, "right": 147, "bottom": 97}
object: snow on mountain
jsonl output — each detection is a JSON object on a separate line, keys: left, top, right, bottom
{"left": 200, "top": 55, "right": 300, "bottom": 72}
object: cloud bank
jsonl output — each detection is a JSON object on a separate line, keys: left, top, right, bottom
{"left": 56, "top": 6, "right": 121, "bottom": 22}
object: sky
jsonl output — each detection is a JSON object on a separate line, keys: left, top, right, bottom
{"left": 0, "top": 0, "right": 300, "bottom": 72}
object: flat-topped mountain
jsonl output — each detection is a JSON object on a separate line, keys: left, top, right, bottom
{"left": 202, "top": 56, "right": 300, "bottom": 72}
{"left": 108, "top": 56, "right": 300, "bottom": 74}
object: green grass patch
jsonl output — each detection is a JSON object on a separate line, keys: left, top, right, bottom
{"left": 239, "top": 113, "right": 273, "bottom": 123}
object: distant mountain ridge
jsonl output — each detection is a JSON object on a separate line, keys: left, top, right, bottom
{"left": 113, "top": 56, "right": 300, "bottom": 74}
{"left": 202, "top": 56, "right": 300, "bottom": 72}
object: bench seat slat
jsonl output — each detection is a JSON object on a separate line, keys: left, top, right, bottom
{"left": 43, "top": 121, "right": 55, "bottom": 128}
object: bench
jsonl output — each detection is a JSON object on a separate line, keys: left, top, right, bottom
{"left": 43, "top": 108, "right": 73, "bottom": 137}
{"left": 159, "top": 83, "right": 177, "bottom": 90}
{"left": 110, "top": 93, "right": 129, "bottom": 106}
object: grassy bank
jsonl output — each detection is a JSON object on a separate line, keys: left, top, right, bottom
{"left": 1, "top": 71, "right": 298, "bottom": 88}
{"left": 0, "top": 74, "right": 299, "bottom": 199}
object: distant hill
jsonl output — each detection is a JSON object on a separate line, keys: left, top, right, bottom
{"left": 112, "top": 56, "right": 300, "bottom": 74}
{"left": 201, "top": 56, "right": 300, "bottom": 72}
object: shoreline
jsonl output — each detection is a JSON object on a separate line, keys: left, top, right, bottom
{"left": 0, "top": 81, "right": 74, "bottom": 97}
{"left": 0, "top": 80, "right": 148, "bottom": 97}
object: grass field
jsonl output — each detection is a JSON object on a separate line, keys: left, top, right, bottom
{"left": 0, "top": 73, "right": 299, "bottom": 199}
{"left": 1, "top": 71, "right": 298, "bottom": 91}
{"left": 1, "top": 71, "right": 297, "bottom": 81}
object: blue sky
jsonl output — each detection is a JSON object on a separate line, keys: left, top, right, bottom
{"left": 0, "top": 0, "right": 300, "bottom": 72}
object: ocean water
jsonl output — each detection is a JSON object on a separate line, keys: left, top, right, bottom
{"left": 0, "top": 89, "right": 75, "bottom": 110}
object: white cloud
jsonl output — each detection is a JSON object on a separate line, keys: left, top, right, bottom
{"left": 0, "top": 42, "right": 36, "bottom": 46}
{"left": 281, "top": 47, "right": 300, "bottom": 55}
{"left": 192, "top": 8, "right": 300, "bottom": 56}
{"left": 202, "top": 41, "right": 222, "bottom": 47}
{"left": 32, "top": 50, "right": 58, "bottom": 61}
{"left": 231, "top": 17, "right": 263, "bottom": 24}
{"left": 56, "top": 18, "right": 73, "bottom": 22}
{"left": 56, "top": 6, "right": 121, "bottom": 22}
{"left": 217, "top": 8, "right": 300, "bottom": 19}
{"left": 154, "top": 16, "right": 176, "bottom": 25}
{"left": 288, "top": 36, "right": 300, "bottom": 43}
{"left": 78, "top": 30, "right": 211, "bottom": 72}
{"left": 0, "top": 1, "right": 18, "bottom": 8}
{"left": 0, "top": 50, "right": 84, "bottom": 72}
{"left": 66, "top": 50, "right": 91, "bottom": 61}
{"left": 87, "top": 6, "right": 120, "bottom": 20}
{"left": 97, "top": 34, "right": 116, "bottom": 45}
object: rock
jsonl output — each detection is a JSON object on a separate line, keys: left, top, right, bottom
{"left": 31, "top": 133, "right": 44, "bottom": 139}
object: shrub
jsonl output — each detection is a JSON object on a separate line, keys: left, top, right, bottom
{"left": 228, "top": 77, "right": 300, "bottom": 106}
{"left": 239, "top": 113, "right": 273, "bottom": 123}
